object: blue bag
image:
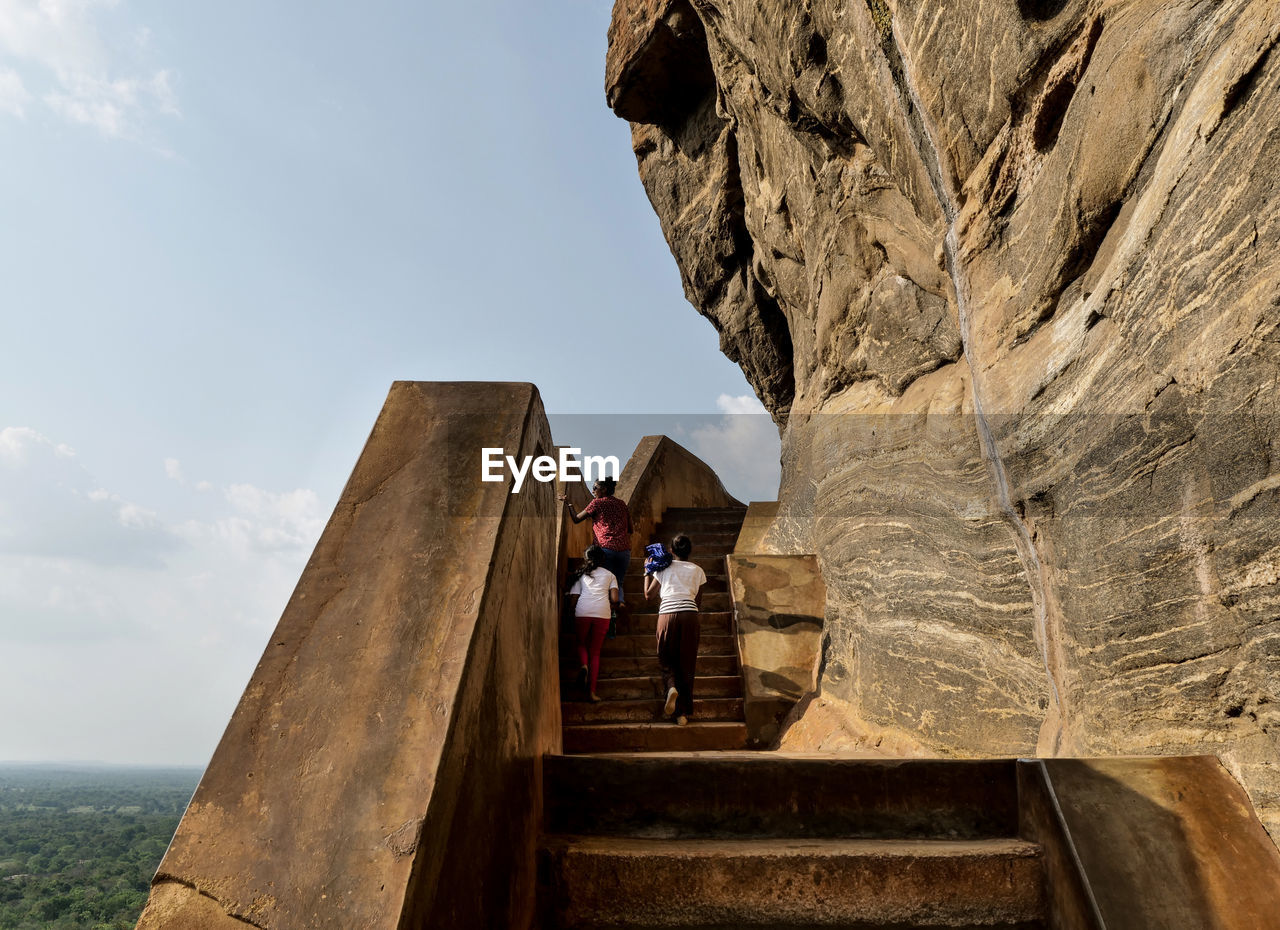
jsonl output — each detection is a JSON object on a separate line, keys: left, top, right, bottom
{"left": 644, "top": 543, "right": 672, "bottom": 574}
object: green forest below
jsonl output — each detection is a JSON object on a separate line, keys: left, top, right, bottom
{"left": 0, "top": 766, "right": 200, "bottom": 930}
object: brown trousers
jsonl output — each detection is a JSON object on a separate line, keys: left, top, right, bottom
{"left": 656, "top": 610, "right": 700, "bottom": 717}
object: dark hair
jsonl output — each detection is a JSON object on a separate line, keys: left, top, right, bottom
{"left": 671, "top": 534, "right": 693, "bottom": 559}
{"left": 593, "top": 477, "right": 617, "bottom": 496}
{"left": 571, "top": 544, "right": 605, "bottom": 586}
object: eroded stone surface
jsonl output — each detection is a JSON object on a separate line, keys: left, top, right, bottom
{"left": 618, "top": 434, "right": 743, "bottom": 560}
{"left": 728, "top": 552, "right": 826, "bottom": 745}
{"left": 608, "top": 0, "right": 1280, "bottom": 835}
{"left": 136, "top": 382, "right": 563, "bottom": 929}
{"left": 1035, "top": 756, "right": 1280, "bottom": 928}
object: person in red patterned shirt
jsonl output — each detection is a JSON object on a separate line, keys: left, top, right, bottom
{"left": 559, "top": 477, "right": 634, "bottom": 608}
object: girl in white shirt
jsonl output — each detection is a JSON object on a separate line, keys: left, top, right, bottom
{"left": 643, "top": 534, "right": 706, "bottom": 724}
{"left": 567, "top": 545, "right": 619, "bottom": 703}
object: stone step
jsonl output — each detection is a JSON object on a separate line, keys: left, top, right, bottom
{"left": 561, "top": 697, "right": 744, "bottom": 726}
{"left": 544, "top": 757, "right": 1020, "bottom": 840}
{"left": 569, "top": 555, "right": 726, "bottom": 575}
{"left": 549, "top": 923, "right": 1046, "bottom": 930}
{"left": 621, "top": 586, "right": 727, "bottom": 605}
{"left": 649, "top": 533, "right": 740, "bottom": 552}
{"left": 650, "top": 532, "right": 743, "bottom": 546}
{"left": 661, "top": 507, "right": 748, "bottom": 520}
{"left": 657, "top": 507, "right": 746, "bottom": 521}
{"left": 624, "top": 575, "right": 728, "bottom": 596}
{"left": 617, "top": 610, "right": 732, "bottom": 636}
{"left": 561, "top": 628, "right": 737, "bottom": 659}
{"left": 660, "top": 516, "right": 747, "bottom": 532}
{"left": 590, "top": 675, "right": 743, "bottom": 701}
{"left": 596, "top": 634, "right": 737, "bottom": 658}
{"left": 539, "top": 836, "right": 1044, "bottom": 928}
{"left": 624, "top": 592, "right": 732, "bottom": 614}
{"left": 562, "top": 655, "right": 740, "bottom": 680}
{"left": 548, "top": 921, "right": 1046, "bottom": 930}
{"left": 561, "top": 721, "right": 749, "bottom": 754}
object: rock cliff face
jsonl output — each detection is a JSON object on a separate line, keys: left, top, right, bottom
{"left": 607, "top": 0, "right": 1280, "bottom": 835}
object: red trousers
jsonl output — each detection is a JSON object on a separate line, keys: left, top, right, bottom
{"left": 575, "top": 616, "right": 610, "bottom": 693}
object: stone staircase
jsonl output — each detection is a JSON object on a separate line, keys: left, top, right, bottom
{"left": 548, "top": 504, "right": 1049, "bottom": 928}
{"left": 539, "top": 755, "right": 1046, "bottom": 928}
{"left": 560, "top": 506, "right": 750, "bottom": 753}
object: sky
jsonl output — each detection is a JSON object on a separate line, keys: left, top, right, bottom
{"left": 0, "top": 0, "right": 780, "bottom": 766}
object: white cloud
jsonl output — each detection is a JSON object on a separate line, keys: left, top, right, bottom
{"left": 0, "top": 426, "right": 328, "bottom": 763}
{"left": 714, "top": 393, "right": 768, "bottom": 415}
{"left": 176, "top": 483, "right": 324, "bottom": 556}
{"left": 0, "top": 425, "right": 70, "bottom": 462}
{"left": 0, "top": 426, "right": 324, "bottom": 629}
{"left": 0, "top": 426, "right": 171, "bottom": 565}
{"left": 0, "top": 66, "right": 30, "bottom": 115}
{"left": 165, "top": 456, "right": 218, "bottom": 494}
{"left": 0, "top": 0, "right": 178, "bottom": 140}
{"left": 0, "top": 425, "right": 39, "bottom": 462}
{"left": 117, "top": 500, "right": 158, "bottom": 528}
{"left": 681, "top": 394, "right": 781, "bottom": 503}
{"left": 44, "top": 66, "right": 176, "bottom": 135}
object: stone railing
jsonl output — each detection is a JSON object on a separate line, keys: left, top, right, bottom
{"left": 1018, "top": 755, "right": 1280, "bottom": 928}
{"left": 617, "top": 434, "right": 741, "bottom": 558}
{"left": 727, "top": 501, "right": 826, "bottom": 746}
{"left": 136, "top": 382, "right": 564, "bottom": 930}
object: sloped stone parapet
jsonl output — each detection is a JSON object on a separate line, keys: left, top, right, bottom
{"left": 136, "top": 382, "right": 564, "bottom": 930}
{"left": 1019, "top": 756, "right": 1280, "bottom": 929}
{"left": 617, "top": 435, "right": 742, "bottom": 560}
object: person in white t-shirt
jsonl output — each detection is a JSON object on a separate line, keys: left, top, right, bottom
{"left": 643, "top": 534, "right": 707, "bottom": 725}
{"left": 567, "top": 545, "right": 619, "bottom": 703}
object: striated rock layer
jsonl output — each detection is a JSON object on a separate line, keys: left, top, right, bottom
{"left": 607, "top": 0, "right": 1280, "bottom": 835}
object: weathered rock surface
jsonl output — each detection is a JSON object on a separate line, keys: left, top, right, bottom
{"left": 728, "top": 547, "right": 826, "bottom": 745}
{"left": 608, "top": 0, "right": 1280, "bottom": 835}
{"left": 1024, "top": 756, "right": 1280, "bottom": 927}
{"left": 135, "top": 383, "right": 564, "bottom": 929}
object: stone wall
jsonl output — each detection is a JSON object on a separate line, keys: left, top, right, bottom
{"left": 727, "top": 549, "right": 825, "bottom": 745}
{"left": 618, "top": 434, "right": 742, "bottom": 556}
{"left": 136, "top": 382, "right": 563, "bottom": 930}
{"left": 607, "top": 0, "right": 1280, "bottom": 835}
